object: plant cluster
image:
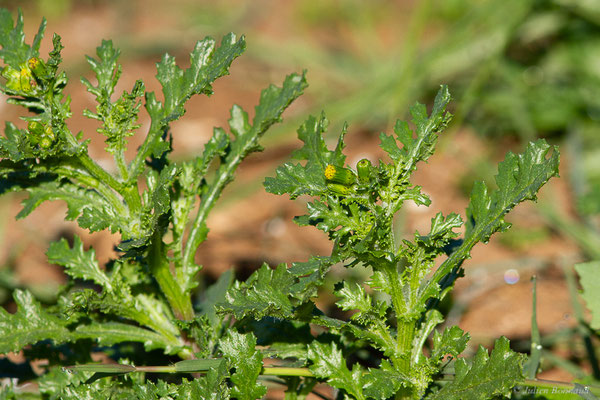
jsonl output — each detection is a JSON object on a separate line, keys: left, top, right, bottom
{"left": 0, "top": 9, "right": 565, "bottom": 400}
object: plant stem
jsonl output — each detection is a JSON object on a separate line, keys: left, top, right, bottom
{"left": 183, "top": 147, "right": 246, "bottom": 268}
{"left": 262, "top": 367, "right": 314, "bottom": 377}
{"left": 382, "top": 263, "right": 415, "bottom": 379}
{"left": 149, "top": 228, "right": 194, "bottom": 321}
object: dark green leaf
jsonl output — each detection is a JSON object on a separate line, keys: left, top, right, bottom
{"left": 199, "top": 269, "right": 233, "bottom": 325}
{"left": 222, "top": 263, "right": 295, "bottom": 319}
{"left": 65, "top": 364, "right": 135, "bottom": 374}
{"left": 178, "top": 364, "right": 230, "bottom": 400}
{"left": 0, "top": 290, "right": 71, "bottom": 353}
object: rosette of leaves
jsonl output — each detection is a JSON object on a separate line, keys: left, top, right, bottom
{"left": 0, "top": 8, "right": 306, "bottom": 397}
{"left": 221, "top": 86, "right": 560, "bottom": 398}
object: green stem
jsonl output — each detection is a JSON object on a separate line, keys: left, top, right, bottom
{"left": 182, "top": 148, "right": 246, "bottom": 268}
{"left": 382, "top": 264, "right": 414, "bottom": 375}
{"left": 128, "top": 118, "right": 162, "bottom": 181}
{"left": 149, "top": 229, "right": 194, "bottom": 321}
{"left": 262, "top": 367, "right": 314, "bottom": 377}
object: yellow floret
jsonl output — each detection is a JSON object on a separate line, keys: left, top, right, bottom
{"left": 324, "top": 164, "right": 336, "bottom": 180}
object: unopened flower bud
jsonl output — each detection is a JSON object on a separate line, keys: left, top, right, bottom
{"left": 356, "top": 159, "right": 372, "bottom": 183}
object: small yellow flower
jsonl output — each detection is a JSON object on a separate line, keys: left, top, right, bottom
{"left": 325, "top": 164, "right": 336, "bottom": 180}
{"left": 324, "top": 164, "right": 356, "bottom": 186}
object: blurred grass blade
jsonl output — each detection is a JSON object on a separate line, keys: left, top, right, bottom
{"left": 524, "top": 275, "right": 541, "bottom": 379}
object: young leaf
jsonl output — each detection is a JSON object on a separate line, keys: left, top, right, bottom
{"left": 47, "top": 236, "right": 112, "bottom": 290}
{"left": 131, "top": 34, "right": 246, "bottom": 179}
{"left": 426, "top": 337, "right": 525, "bottom": 400}
{"left": 431, "top": 325, "right": 470, "bottom": 362}
{"left": 182, "top": 71, "right": 307, "bottom": 268}
{"left": 380, "top": 86, "right": 451, "bottom": 176}
{"left": 220, "top": 331, "right": 266, "bottom": 400}
{"left": 335, "top": 282, "right": 373, "bottom": 323}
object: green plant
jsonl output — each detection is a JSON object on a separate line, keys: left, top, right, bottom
{"left": 0, "top": 8, "right": 573, "bottom": 400}
{"left": 219, "top": 87, "right": 559, "bottom": 399}
{"left": 0, "top": 8, "right": 307, "bottom": 398}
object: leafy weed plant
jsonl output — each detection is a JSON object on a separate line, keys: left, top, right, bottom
{"left": 0, "top": 9, "right": 564, "bottom": 400}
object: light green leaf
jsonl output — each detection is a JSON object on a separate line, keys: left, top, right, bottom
{"left": 575, "top": 261, "right": 600, "bottom": 330}
{"left": 75, "top": 322, "right": 182, "bottom": 354}
{"left": 431, "top": 325, "right": 470, "bottom": 362}
{"left": 47, "top": 236, "right": 112, "bottom": 291}
{"left": 335, "top": 282, "right": 371, "bottom": 319}
{"left": 220, "top": 331, "right": 266, "bottom": 400}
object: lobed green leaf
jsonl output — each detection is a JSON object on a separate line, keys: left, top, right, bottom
{"left": 429, "top": 139, "right": 559, "bottom": 298}
{"left": 0, "top": 289, "right": 71, "bottom": 353}
{"left": 219, "top": 331, "right": 266, "bottom": 400}
{"left": 426, "top": 337, "right": 525, "bottom": 400}
{"left": 308, "top": 341, "right": 366, "bottom": 400}
{"left": 264, "top": 114, "right": 346, "bottom": 199}
{"left": 0, "top": 9, "right": 45, "bottom": 68}
{"left": 47, "top": 236, "right": 112, "bottom": 290}
{"left": 221, "top": 263, "right": 295, "bottom": 320}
